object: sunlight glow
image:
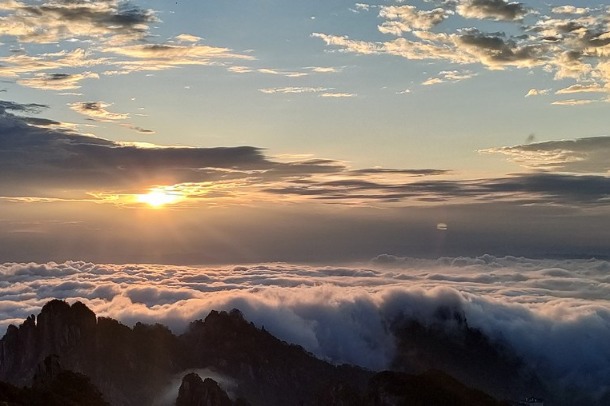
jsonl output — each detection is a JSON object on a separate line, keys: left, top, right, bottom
{"left": 137, "top": 188, "right": 183, "bottom": 208}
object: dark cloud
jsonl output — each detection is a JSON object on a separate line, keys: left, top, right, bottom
{"left": 457, "top": 29, "right": 545, "bottom": 66}
{"left": 1, "top": 105, "right": 462, "bottom": 200}
{"left": 4, "top": 0, "right": 156, "bottom": 44}
{"left": 350, "top": 168, "right": 450, "bottom": 176}
{"left": 483, "top": 136, "right": 610, "bottom": 173}
{"left": 266, "top": 171, "right": 610, "bottom": 207}
{"left": 0, "top": 100, "right": 47, "bottom": 114}
{"left": 456, "top": 0, "right": 528, "bottom": 21}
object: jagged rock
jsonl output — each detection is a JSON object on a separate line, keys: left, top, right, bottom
{"left": 176, "top": 373, "right": 232, "bottom": 406}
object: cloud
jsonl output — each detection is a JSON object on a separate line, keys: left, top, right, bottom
{"left": 2, "top": 100, "right": 609, "bottom": 210}
{"left": 555, "top": 84, "right": 607, "bottom": 94}
{"left": 481, "top": 136, "right": 610, "bottom": 173}
{"left": 257, "top": 68, "right": 308, "bottom": 78}
{"left": 551, "top": 6, "right": 591, "bottom": 15}
{"left": 422, "top": 70, "right": 477, "bottom": 85}
{"left": 525, "top": 88, "right": 550, "bottom": 97}
{"left": 551, "top": 98, "right": 596, "bottom": 105}
{"left": 69, "top": 101, "right": 129, "bottom": 121}
{"left": 0, "top": 105, "right": 349, "bottom": 199}
{"left": 0, "top": 0, "right": 156, "bottom": 44}
{"left": 319, "top": 92, "right": 356, "bottom": 98}
{"left": 309, "top": 66, "right": 342, "bottom": 73}
{"left": 17, "top": 72, "right": 99, "bottom": 90}
{"left": 174, "top": 34, "right": 202, "bottom": 43}
{"left": 103, "top": 43, "right": 254, "bottom": 73}
{"left": 259, "top": 87, "right": 330, "bottom": 94}
{"left": 1, "top": 257, "right": 610, "bottom": 400}
{"left": 0, "top": 2, "right": 252, "bottom": 89}
{"left": 456, "top": 0, "right": 528, "bottom": 21}
{"left": 378, "top": 5, "right": 450, "bottom": 36}
{"left": 314, "top": 2, "right": 610, "bottom": 96}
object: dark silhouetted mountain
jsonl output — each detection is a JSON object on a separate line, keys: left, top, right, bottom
{"left": 179, "top": 309, "right": 371, "bottom": 405}
{"left": 389, "top": 305, "right": 547, "bottom": 403}
{"left": 0, "top": 300, "right": 528, "bottom": 406}
{"left": 367, "top": 370, "right": 510, "bottom": 406}
{"left": 176, "top": 373, "right": 233, "bottom": 406}
{"left": 0, "top": 354, "right": 109, "bottom": 406}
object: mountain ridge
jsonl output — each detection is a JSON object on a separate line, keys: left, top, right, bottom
{"left": 0, "top": 299, "right": 534, "bottom": 405}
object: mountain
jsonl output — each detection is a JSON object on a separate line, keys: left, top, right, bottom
{"left": 388, "top": 305, "right": 546, "bottom": 401}
{"left": 0, "top": 300, "right": 518, "bottom": 405}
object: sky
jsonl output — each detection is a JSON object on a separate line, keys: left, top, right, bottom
{"left": 0, "top": 0, "right": 609, "bottom": 263}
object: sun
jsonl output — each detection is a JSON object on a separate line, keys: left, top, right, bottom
{"left": 137, "top": 188, "right": 182, "bottom": 208}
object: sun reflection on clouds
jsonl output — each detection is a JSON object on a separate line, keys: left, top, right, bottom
{"left": 136, "top": 187, "right": 183, "bottom": 208}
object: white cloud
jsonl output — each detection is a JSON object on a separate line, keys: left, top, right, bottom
{"left": 551, "top": 6, "right": 590, "bottom": 15}
{"left": 259, "top": 86, "right": 330, "bottom": 94}
{"left": 378, "top": 5, "right": 450, "bottom": 36}
{"left": 319, "top": 92, "right": 356, "bottom": 98}
{"left": 422, "top": 70, "right": 477, "bottom": 85}
{"left": 525, "top": 88, "right": 550, "bottom": 97}
{"left": 551, "top": 98, "right": 596, "bottom": 106}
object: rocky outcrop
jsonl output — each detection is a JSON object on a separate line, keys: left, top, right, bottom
{"left": 176, "top": 373, "right": 232, "bottom": 406}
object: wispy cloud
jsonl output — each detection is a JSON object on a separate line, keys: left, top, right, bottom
{"left": 481, "top": 136, "right": 610, "bottom": 173}
{"left": 319, "top": 92, "right": 356, "bottom": 98}
{"left": 17, "top": 72, "right": 99, "bottom": 90}
{"left": 69, "top": 101, "right": 129, "bottom": 121}
{"left": 422, "top": 70, "right": 477, "bottom": 85}
{"left": 551, "top": 99, "right": 597, "bottom": 106}
{"left": 259, "top": 86, "right": 330, "bottom": 94}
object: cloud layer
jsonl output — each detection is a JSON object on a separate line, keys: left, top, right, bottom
{"left": 1, "top": 256, "right": 609, "bottom": 397}
{"left": 2, "top": 104, "right": 608, "bottom": 209}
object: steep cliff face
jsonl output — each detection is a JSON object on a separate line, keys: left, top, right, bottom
{"left": 0, "top": 300, "right": 97, "bottom": 386}
{"left": 176, "top": 373, "right": 233, "bottom": 406}
{"left": 0, "top": 300, "right": 178, "bottom": 405}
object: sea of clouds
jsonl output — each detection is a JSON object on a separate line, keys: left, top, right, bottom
{"left": 1, "top": 255, "right": 610, "bottom": 395}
